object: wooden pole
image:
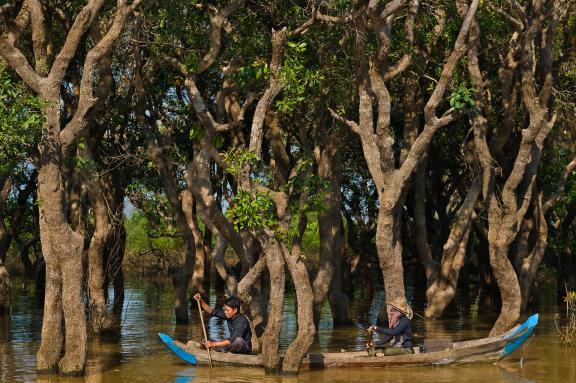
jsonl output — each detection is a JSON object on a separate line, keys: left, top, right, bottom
{"left": 197, "top": 298, "right": 214, "bottom": 368}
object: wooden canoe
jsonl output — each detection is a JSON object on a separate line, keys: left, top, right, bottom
{"left": 159, "top": 313, "right": 538, "bottom": 368}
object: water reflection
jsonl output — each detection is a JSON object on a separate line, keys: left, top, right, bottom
{"left": 1, "top": 280, "right": 575, "bottom": 383}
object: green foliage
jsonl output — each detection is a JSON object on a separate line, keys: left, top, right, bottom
{"left": 231, "top": 58, "right": 270, "bottom": 87}
{"left": 226, "top": 190, "right": 276, "bottom": 231}
{"left": 222, "top": 148, "right": 261, "bottom": 176}
{"left": 0, "top": 63, "right": 43, "bottom": 173}
{"left": 282, "top": 155, "right": 329, "bottom": 215}
{"left": 449, "top": 83, "right": 475, "bottom": 110}
{"left": 275, "top": 41, "right": 324, "bottom": 114}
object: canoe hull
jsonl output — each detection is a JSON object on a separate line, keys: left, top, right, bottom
{"left": 159, "top": 313, "right": 538, "bottom": 369}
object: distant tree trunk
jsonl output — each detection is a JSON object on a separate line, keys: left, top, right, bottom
{"left": 314, "top": 132, "right": 351, "bottom": 326}
{"left": 85, "top": 179, "right": 115, "bottom": 334}
{"left": 134, "top": 51, "right": 197, "bottom": 324}
{"left": 84, "top": 135, "right": 116, "bottom": 334}
{"left": 109, "top": 222, "right": 126, "bottom": 320}
{"left": 0, "top": 260, "right": 9, "bottom": 315}
{"left": 0, "top": 175, "right": 12, "bottom": 314}
{"left": 516, "top": 157, "right": 576, "bottom": 311}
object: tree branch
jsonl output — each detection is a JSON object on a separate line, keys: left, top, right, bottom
{"left": 49, "top": 0, "right": 106, "bottom": 83}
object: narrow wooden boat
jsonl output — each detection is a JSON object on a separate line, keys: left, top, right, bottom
{"left": 159, "top": 313, "right": 538, "bottom": 368}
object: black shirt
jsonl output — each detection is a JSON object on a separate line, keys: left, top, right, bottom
{"left": 374, "top": 315, "right": 413, "bottom": 348}
{"left": 210, "top": 307, "right": 252, "bottom": 349}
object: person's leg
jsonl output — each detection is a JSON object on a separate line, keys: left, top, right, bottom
{"left": 381, "top": 347, "right": 414, "bottom": 356}
{"left": 224, "top": 337, "right": 250, "bottom": 354}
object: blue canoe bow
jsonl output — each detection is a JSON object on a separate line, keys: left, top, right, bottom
{"left": 158, "top": 333, "right": 197, "bottom": 366}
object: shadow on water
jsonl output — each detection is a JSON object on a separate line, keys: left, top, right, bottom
{"left": 1, "top": 279, "right": 575, "bottom": 382}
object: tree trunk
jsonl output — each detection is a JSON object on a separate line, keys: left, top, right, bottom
{"left": 0, "top": 176, "right": 11, "bottom": 314}
{"left": 425, "top": 179, "right": 481, "bottom": 318}
{"left": 85, "top": 175, "right": 115, "bottom": 334}
{"left": 375, "top": 202, "right": 406, "bottom": 316}
{"left": 517, "top": 192, "right": 548, "bottom": 312}
{"left": 0, "top": 261, "right": 9, "bottom": 315}
{"left": 281, "top": 243, "right": 315, "bottom": 375}
{"left": 260, "top": 237, "right": 285, "bottom": 373}
{"left": 315, "top": 146, "right": 351, "bottom": 326}
{"left": 36, "top": 116, "right": 86, "bottom": 376}
{"left": 109, "top": 223, "right": 126, "bottom": 320}
{"left": 488, "top": 239, "right": 521, "bottom": 336}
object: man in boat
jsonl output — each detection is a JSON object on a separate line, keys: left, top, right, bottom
{"left": 368, "top": 300, "right": 414, "bottom": 356}
{"left": 193, "top": 293, "right": 252, "bottom": 354}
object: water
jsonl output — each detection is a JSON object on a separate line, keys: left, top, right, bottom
{"left": 1, "top": 280, "right": 575, "bottom": 382}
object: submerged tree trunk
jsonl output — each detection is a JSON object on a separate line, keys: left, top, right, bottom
{"left": 84, "top": 146, "right": 115, "bottom": 334}
{"left": 0, "top": 176, "right": 12, "bottom": 314}
{"left": 260, "top": 237, "right": 285, "bottom": 373}
{"left": 314, "top": 134, "right": 351, "bottom": 326}
{"left": 281, "top": 242, "right": 315, "bottom": 375}
{"left": 0, "top": 260, "right": 9, "bottom": 315}
{"left": 425, "top": 179, "right": 481, "bottom": 318}
{"left": 36, "top": 136, "right": 86, "bottom": 375}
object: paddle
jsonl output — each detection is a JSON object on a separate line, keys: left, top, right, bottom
{"left": 196, "top": 297, "right": 214, "bottom": 368}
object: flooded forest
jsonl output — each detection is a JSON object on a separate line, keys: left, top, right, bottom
{"left": 1, "top": 0, "right": 575, "bottom": 381}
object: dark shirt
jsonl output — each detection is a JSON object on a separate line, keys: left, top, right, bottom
{"left": 374, "top": 315, "right": 413, "bottom": 348}
{"left": 210, "top": 308, "right": 252, "bottom": 350}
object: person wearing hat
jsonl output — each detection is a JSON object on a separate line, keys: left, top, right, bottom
{"left": 368, "top": 300, "right": 414, "bottom": 356}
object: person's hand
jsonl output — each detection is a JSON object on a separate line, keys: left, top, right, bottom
{"left": 368, "top": 325, "right": 377, "bottom": 333}
{"left": 204, "top": 340, "right": 213, "bottom": 348}
{"left": 193, "top": 293, "right": 202, "bottom": 302}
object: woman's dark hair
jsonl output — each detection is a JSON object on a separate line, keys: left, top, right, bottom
{"left": 224, "top": 295, "right": 242, "bottom": 310}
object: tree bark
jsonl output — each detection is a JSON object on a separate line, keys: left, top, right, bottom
{"left": 281, "top": 242, "right": 315, "bottom": 375}
{"left": 313, "top": 130, "right": 351, "bottom": 326}
{"left": 259, "top": 236, "right": 285, "bottom": 373}
{"left": 425, "top": 179, "right": 481, "bottom": 318}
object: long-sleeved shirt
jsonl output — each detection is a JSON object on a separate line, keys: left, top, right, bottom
{"left": 210, "top": 308, "right": 252, "bottom": 350}
{"left": 373, "top": 315, "right": 413, "bottom": 348}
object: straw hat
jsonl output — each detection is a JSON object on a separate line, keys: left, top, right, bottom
{"left": 386, "top": 299, "right": 413, "bottom": 320}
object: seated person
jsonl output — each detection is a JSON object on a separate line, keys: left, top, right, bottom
{"left": 368, "top": 300, "right": 414, "bottom": 356}
{"left": 193, "top": 293, "right": 252, "bottom": 354}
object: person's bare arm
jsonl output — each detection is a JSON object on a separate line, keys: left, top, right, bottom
{"left": 204, "top": 339, "right": 231, "bottom": 348}
{"left": 193, "top": 293, "right": 213, "bottom": 315}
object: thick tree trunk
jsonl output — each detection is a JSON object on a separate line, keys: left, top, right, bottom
{"left": 488, "top": 240, "right": 521, "bottom": 336}
{"left": 375, "top": 202, "right": 406, "bottom": 316}
{"left": 260, "top": 237, "right": 285, "bottom": 374}
{"left": 281, "top": 243, "right": 315, "bottom": 375}
{"left": 36, "top": 118, "right": 86, "bottom": 376}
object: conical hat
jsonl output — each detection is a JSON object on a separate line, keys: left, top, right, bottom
{"left": 386, "top": 299, "right": 413, "bottom": 320}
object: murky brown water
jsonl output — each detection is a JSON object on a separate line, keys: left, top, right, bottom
{"left": 1, "top": 281, "right": 574, "bottom": 382}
